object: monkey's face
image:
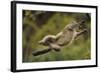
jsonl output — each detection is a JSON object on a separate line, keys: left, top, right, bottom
{"left": 38, "top": 40, "right": 47, "bottom": 45}
{"left": 38, "top": 37, "right": 55, "bottom": 46}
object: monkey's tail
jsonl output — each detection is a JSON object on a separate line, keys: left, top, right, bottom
{"left": 32, "top": 48, "right": 51, "bottom": 56}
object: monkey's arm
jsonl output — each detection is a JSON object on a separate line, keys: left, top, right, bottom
{"left": 32, "top": 48, "right": 51, "bottom": 56}
{"left": 75, "top": 29, "right": 88, "bottom": 39}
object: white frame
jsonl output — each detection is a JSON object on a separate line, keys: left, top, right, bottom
{"left": 11, "top": 1, "right": 98, "bottom": 72}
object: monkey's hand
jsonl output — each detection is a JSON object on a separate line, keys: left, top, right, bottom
{"left": 75, "top": 29, "right": 88, "bottom": 39}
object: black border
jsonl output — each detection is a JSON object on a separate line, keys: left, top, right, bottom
{"left": 11, "top": 1, "right": 98, "bottom": 72}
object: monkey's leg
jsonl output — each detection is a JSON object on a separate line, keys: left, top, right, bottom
{"left": 32, "top": 48, "right": 51, "bottom": 56}
{"left": 50, "top": 43, "right": 61, "bottom": 52}
{"left": 75, "top": 29, "right": 88, "bottom": 39}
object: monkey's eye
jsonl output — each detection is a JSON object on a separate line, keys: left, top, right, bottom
{"left": 46, "top": 38, "right": 54, "bottom": 43}
{"left": 68, "top": 27, "right": 73, "bottom": 31}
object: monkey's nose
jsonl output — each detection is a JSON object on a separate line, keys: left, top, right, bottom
{"left": 38, "top": 41, "right": 43, "bottom": 44}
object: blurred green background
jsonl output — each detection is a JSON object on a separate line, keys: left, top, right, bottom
{"left": 22, "top": 10, "right": 91, "bottom": 62}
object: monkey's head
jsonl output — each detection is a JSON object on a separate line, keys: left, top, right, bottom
{"left": 38, "top": 35, "right": 55, "bottom": 46}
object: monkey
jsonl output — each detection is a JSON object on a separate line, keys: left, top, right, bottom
{"left": 32, "top": 21, "right": 88, "bottom": 56}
